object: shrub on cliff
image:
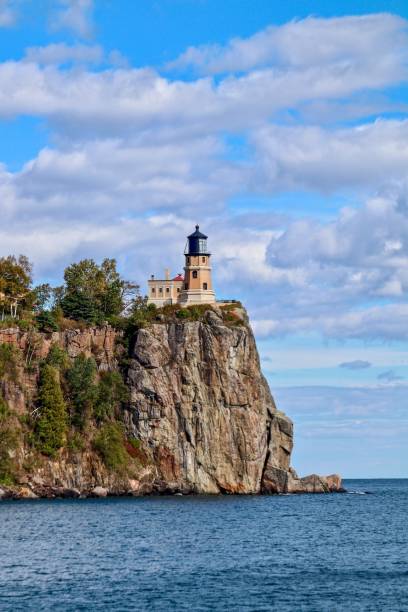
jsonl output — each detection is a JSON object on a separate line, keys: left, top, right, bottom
{"left": 127, "top": 296, "right": 157, "bottom": 329}
{"left": 35, "top": 310, "right": 60, "bottom": 333}
{"left": 94, "top": 371, "right": 129, "bottom": 423}
{"left": 175, "top": 304, "right": 213, "bottom": 321}
{"left": 66, "top": 354, "right": 98, "bottom": 428}
{"left": 0, "top": 343, "right": 19, "bottom": 381}
{"left": 45, "top": 344, "right": 70, "bottom": 371}
{"left": 35, "top": 365, "right": 67, "bottom": 457}
{"left": 93, "top": 422, "right": 128, "bottom": 472}
{"left": 0, "top": 398, "right": 19, "bottom": 485}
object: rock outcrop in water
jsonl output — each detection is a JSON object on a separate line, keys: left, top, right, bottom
{"left": 0, "top": 305, "right": 342, "bottom": 498}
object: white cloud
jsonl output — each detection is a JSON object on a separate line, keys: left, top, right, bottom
{"left": 252, "top": 120, "right": 408, "bottom": 192}
{"left": 0, "top": 13, "right": 407, "bottom": 347}
{"left": 0, "top": 0, "right": 15, "bottom": 27}
{"left": 170, "top": 14, "right": 408, "bottom": 76}
{"left": 253, "top": 304, "right": 408, "bottom": 342}
{"left": 50, "top": 0, "right": 94, "bottom": 38}
{"left": 13, "top": 136, "right": 242, "bottom": 219}
{"left": 0, "top": 17, "right": 407, "bottom": 135}
{"left": 24, "top": 43, "right": 103, "bottom": 66}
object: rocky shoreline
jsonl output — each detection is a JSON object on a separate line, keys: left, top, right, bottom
{"left": 0, "top": 475, "right": 345, "bottom": 501}
{"left": 0, "top": 304, "right": 344, "bottom": 498}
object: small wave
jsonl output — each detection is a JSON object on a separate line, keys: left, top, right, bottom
{"left": 346, "top": 490, "right": 372, "bottom": 495}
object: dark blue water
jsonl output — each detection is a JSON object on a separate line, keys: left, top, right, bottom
{"left": 0, "top": 479, "right": 407, "bottom": 611}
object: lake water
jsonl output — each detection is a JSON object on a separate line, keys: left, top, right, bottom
{"left": 0, "top": 479, "right": 407, "bottom": 611}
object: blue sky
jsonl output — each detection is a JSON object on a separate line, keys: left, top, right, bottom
{"left": 1, "top": 0, "right": 408, "bottom": 477}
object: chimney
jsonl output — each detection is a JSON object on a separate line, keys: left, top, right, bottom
{"left": 165, "top": 268, "right": 170, "bottom": 281}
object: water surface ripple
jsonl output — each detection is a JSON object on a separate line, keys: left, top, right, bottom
{"left": 0, "top": 479, "right": 407, "bottom": 611}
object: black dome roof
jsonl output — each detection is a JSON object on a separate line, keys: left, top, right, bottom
{"left": 187, "top": 224, "right": 207, "bottom": 239}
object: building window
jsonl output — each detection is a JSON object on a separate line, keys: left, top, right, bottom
{"left": 166, "top": 287, "right": 170, "bottom": 293}
{"left": 177, "top": 288, "right": 180, "bottom": 293}
{"left": 192, "top": 270, "right": 198, "bottom": 278}
{"left": 203, "top": 283, "right": 208, "bottom": 290}
{"left": 202, "top": 257, "right": 206, "bottom": 263}
{"left": 159, "top": 287, "right": 163, "bottom": 293}
{"left": 151, "top": 287, "right": 155, "bottom": 294}
{"left": 184, "top": 283, "right": 189, "bottom": 290}
{"left": 187, "top": 257, "right": 190, "bottom": 264}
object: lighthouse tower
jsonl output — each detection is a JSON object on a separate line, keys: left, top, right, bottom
{"left": 179, "top": 225, "right": 216, "bottom": 305}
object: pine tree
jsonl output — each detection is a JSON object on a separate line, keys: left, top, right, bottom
{"left": 66, "top": 354, "right": 98, "bottom": 429}
{"left": 35, "top": 365, "right": 67, "bottom": 456}
{"left": 61, "top": 291, "right": 97, "bottom": 325}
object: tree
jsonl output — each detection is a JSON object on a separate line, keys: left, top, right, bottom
{"left": 35, "top": 365, "right": 67, "bottom": 456}
{"left": 0, "top": 255, "right": 33, "bottom": 319}
{"left": 61, "top": 258, "right": 139, "bottom": 324}
{"left": 66, "top": 354, "right": 98, "bottom": 428}
{"left": 62, "top": 291, "right": 97, "bottom": 325}
{"left": 32, "top": 283, "right": 52, "bottom": 312}
{"left": 0, "top": 397, "right": 18, "bottom": 485}
{"left": 94, "top": 371, "right": 129, "bottom": 422}
{"left": 36, "top": 310, "right": 59, "bottom": 333}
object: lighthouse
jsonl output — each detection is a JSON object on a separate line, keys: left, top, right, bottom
{"left": 179, "top": 225, "right": 216, "bottom": 305}
{"left": 147, "top": 225, "right": 216, "bottom": 306}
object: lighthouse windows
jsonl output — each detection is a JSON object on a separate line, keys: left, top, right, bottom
{"left": 192, "top": 271, "right": 198, "bottom": 278}
{"left": 198, "top": 238, "right": 207, "bottom": 252}
{"left": 202, "top": 257, "right": 206, "bottom": 263}
{"left": 203, "top": 283, "right": 208, "bottom": 290}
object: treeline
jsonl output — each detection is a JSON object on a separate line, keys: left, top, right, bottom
{"left": 0, "top": 255, "right": 154, "bottom": 331}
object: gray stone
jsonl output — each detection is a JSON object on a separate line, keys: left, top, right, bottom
{"left": 92, "top": 486, "right": 108, "bottom": 497}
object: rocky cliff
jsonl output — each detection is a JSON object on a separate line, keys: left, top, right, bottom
{"left": 0, "top": 305, "right": 342, "bottom": 498}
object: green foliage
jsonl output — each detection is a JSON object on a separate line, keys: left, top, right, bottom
{"left": 35, "top": 365, "right": 67, "bottom": 457}
{"left": 176, "top": 308, "right": 189, "bottom": 319}
{"left": 45, "top": 344, "right": 70, "bottom": 371}
{"left": 0, "top": 395, "right": 19, "bottom": 485}
{"left": 36, "top": 310, "right": 60, "bottom": 333}
{"left": 127, "top": 437, "right": 141, "bottom": 450}
{"left": 67, "top": 430, "right": 85, "bottom": 452}
{"left": 128, "top": 296, "right": 157, "bottom": 329}
{"left": 61, "top": 258, "right": 139, "bottom": 324}
{"left": 17, "top": 318, "right": 34, "bottom": 332}
{"left": 93, "top": 422, "right": 128, "bottom": 472}
{"left": 0, "top": 255, "right": 33, "bottom": 319}
{"left": 66, "top": 354, "right": 98, "bottom": 428}
{"left": 186, "top": 304, "right": 213, "bottom": 320}
{"left": 32, "top": 283, "right": 53, "bottom": 311}
{"left": 220, "top": 303, "right": 245, "bottom": 326}
{"left": 94, "top": 371, "right": 129, "bottom": 423}
{"left": 175, "top": 304, "right": 213, "bottom": 321}
{"left": 0, "top": 343, "right": 19, "bottom": 380}
{"left": 0, "top": 395, "right": 8, "bottom": 419}
{"left": 62, "top": 291, "right": 98, "bottom": 325}
{"left": 220, "top": 301, "right": 242, "bottom": 310}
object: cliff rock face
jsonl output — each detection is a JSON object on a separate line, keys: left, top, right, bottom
{"left": 125, "top": 309, "right": 276, "bottom": 493}
{"left": 0, "top": 307, "right": 342, "bottom": 497}
{"left": 124, "top": 307, "right": 340, "bottom": 494}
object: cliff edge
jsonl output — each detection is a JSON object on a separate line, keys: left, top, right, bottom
{"left": 0, "top": 304, "right": 342, "bottom": 498}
